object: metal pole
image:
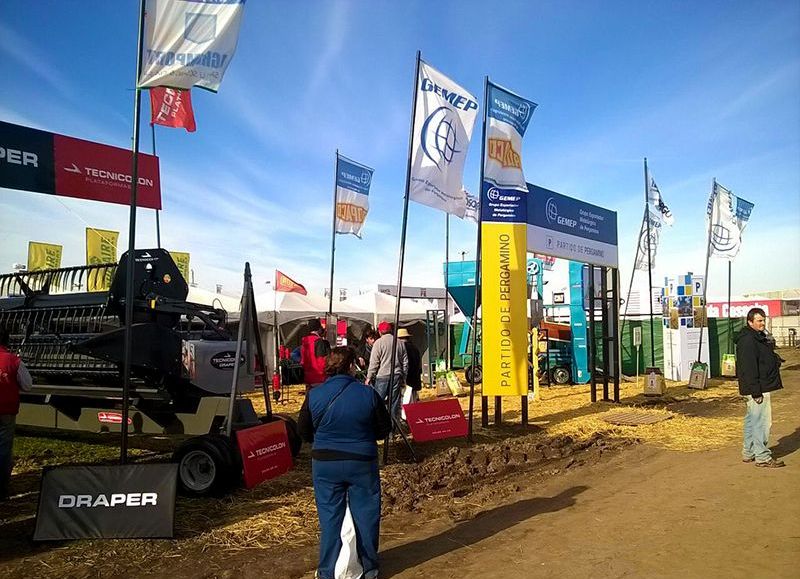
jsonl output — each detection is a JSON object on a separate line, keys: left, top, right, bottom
{"left": 612, "top": 268, "right": 621, "bottom": 402}
{"left": 727, "top": 260, "right": 732, "bottom": 354}
{"left": 644, "top": 158, "right": 656, "bottom": 367}
{"left": 697, "top": 180, "right": 715, "bottom": 361}
{"left": 469, "top": 75, "right": 490, "bottom": 439}
{"left": 445, "top": 213, "right": 450, "bottom": 369}
{"left": 621, "top": 207, "right": 647, "bottom": 360}
{"left": 601, "top": 267, "right": 610, "bottom": 401}
{"left": 226, "top": 266, "right": 250, "bottom": 438}
{"left": 328, "top": 151, "right": 339, "bottom": 315}
{"left": 120, "top": 0, "right": 147, "bottom": 464}
{"left": 589, "top": 265, "right": 597, "bottom": 403}
{"left": 151, "top": 123, "right": 161, "bottom": 248}
{"left": 383, "top": 51, "right": 421, "bottom": 464}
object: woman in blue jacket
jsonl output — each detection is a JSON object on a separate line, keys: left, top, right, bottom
{"left": 298, "top": 346, "right": 391, "bottom": 579}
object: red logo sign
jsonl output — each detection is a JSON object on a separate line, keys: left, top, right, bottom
{"left": 97, "top": 411, "right": 132, "bottom": 425}
{"left": 706, "top": 299, "right": 783, "bottom": 319}
{"left": 235, "top": 421, "right": 293, "bottom": 489}
{"left": 403, "top": 399, "right": 468, "bottom": 442}
{"left": 150, "top": 87, "right": 197, "bottom": 133}
{"left": 53, "top": 134, "right": 161, "bottom": 210}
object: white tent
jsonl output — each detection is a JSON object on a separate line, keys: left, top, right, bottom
{"left": 345, "top": 291, "right": 442, "bottom": 326}
{"left": 187, "top": 286, "right": 241, "bottom": 313}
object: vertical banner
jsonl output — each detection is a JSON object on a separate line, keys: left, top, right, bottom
{"left": 86, "top": 228, "right": 119, "bottom": 291}
{"left": 484, "top": 83, "right": 536, "bottom": 192}
{"left": 170, "top": 251, "right": 190, "bottom": 283}
{"left": 409, "top": 61, "right": 478, "bottom": 216}
{"left": 27, "top": 241, "right": 63, "bottom": 271}
{"left": 334, "top": 154, "right": 373, "bottom": 237}
{"left": 707, "top": 182, "right": 754, "bottom": 260}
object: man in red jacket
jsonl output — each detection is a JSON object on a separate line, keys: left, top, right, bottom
{"left": 1, "top": 326, "right": 33, "bottom": 500}
{"left": 300, "top": 319, "right": 329, "bottom": 389}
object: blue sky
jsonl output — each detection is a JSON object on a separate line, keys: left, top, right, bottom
{"left": 1, "top": 0, "right": 798, "bottom": 300}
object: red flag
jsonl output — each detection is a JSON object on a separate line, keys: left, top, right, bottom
{"left": 275, "top": 271, "right": 307, "bottom": 295}
{"left": 150, "top": 87, "right": 197, "bottom": 132}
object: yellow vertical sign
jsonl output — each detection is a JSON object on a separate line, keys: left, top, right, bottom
{"left": 170, "top": 251, "right": 190, "bottom": 283}
{"left": 480, "top": 222, "right": 529, "bottom": 396}
{"left": 86, "top": 228, "right": 119, "bottom": 291}
{"left": 27, "top": 242, "right": 63, "bottom": 271}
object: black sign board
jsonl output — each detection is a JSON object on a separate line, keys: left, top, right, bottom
{"left": 34, "top": 463, "right": 178, "bottom": 541}
{"left": 0, "top": 120, "right": 55, "bottom": 195}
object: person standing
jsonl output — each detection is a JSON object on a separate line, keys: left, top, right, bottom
{"left": 301, "top": 319, "right": 330, "bottom": 389}
{"left": 397, "top": 328, "right": 422, "bottom": 413}
{"left": 736, "top": 308, "right": 785, "bottom": 468}
{"left": 0, "top": 326, "right": 33, "bottom": 500}
{"left": 298, "top": 347, "right": 391, "bottom": 579}
{"left": 366, "top": 322, "right": 408, "bottom": 426}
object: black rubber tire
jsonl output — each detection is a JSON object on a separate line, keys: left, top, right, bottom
{"left": 260, "top": 414, "right": 303, "bottom": 457}
{"left": 465, "top": 364, "right": 483, "bottom": 384}
{"left": 550, "top": 366, "right": 571, "bottom": 385}
{"left": 173, "top": 435, "right": 237, "bottom": 497}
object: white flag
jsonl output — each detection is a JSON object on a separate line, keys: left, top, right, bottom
{"left": 409, "top": 61, "right": 478, "bottom": 216}
{"left": 138, "top": 0, "right": 246, "bottom": 92}
{"left": 634, "top": 209, "right": 662, "bottom": 270}
{"left": 334, "top": 154, "right": 373, "bottom": 238}
{"left": 462, "top": 190, "right": 479, "bottom": 223}
{"left": 707, "top": 182, "right": 754, "bottom": 260}
{"left": 648, "top": 176, "right": 674, "bottom": 226}
{"left": 484, "top": 83, "right": 536, "bottom": 192}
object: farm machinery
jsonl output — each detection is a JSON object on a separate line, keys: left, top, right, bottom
{"left": 0, "top": 249, "right": 300, "bottom": 496}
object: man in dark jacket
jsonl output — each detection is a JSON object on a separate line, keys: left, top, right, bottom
{"left": 736, "top": 308, "right": 785, "bottom": 468}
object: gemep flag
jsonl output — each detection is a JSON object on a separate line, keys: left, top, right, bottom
{"left": 334, "top": 154, "right": 374, "bottom": 238}
{"left": 27, "top": 242, "right": 63, "bottom": 271}
{"left": 275, "top": 271, "right": 307, "bottom": 295}
{"left": 86, "top": 228, "right": 119, "bottom": 291}
{"left": 462, "top": 189, "right": 479, "bottom": 223}
{"left": 409, "top": 60, "right": 478, "bottom": 217}
{"left": 634, "top": 209, "right": 662, "bottom": 271}
{"left": 169, "top": 251, "right": 190, "bottom": 282}
{"left": 150, "top": 87, "right": 197, "bottom": 132}
{"left": 138, "top": 0, "right": 246, "bottom": 92}
{"left": 484, "top": 82, "right": 537, "bottom": 192}
{"left": 647, "top": 175, "right": 674, "bottom": 225}
{"left": 707, "top": 181, "right": 754, "bottom": 260}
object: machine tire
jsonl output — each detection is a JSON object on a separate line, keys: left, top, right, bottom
{"left": 174, "top": 435, "right": 237, "bottom": 497}
{"left": 261, "top": 414, "right": 303, "bottom": 457}
{"left": 465, "top": 364, "right": 482, "bottom": 384}
{"left": 550, "top": 366, "right": 571, "bottom": 385}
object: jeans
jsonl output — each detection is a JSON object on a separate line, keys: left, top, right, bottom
{"left": 373, "top": 376, "right": 403, "bottom": 425}
{"left": 743, "top": 392, "right": 772, "bottom": 463}
{"left": 0, "top": 414, "right": 15, "bottom": 499}
{"left": 312, "top": 459, "right": 381, "bottom": 579}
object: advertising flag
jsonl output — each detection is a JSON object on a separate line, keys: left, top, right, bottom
{"left": 27, "top": 242, "right": 63, "bottom": 271}
{"left": 462, "top": 189, "right": 479, "bottom": 223}
{"left": 170, "top": 251, "right": 190, "bottom": 282}
{"left": 409, "top": 61, "right": 478, "bottom": 216}
{"left": 150, "top": 87, "right": 197, "bottom": 132}
{"left": 275, "top": 271, "right": 307, "bottom": 295}
{"left": 138, "top": 0, "right": 246, "bottom": 92}
{"left": 484, "top": 83, "right": 536, "bottom": 192}
{"left": 707, "top": 182, "right": 754, "bottom": 260}
{"left": 86, "top": 228, "right": 119, "bottom": 291}
{"left": 334, "top": 154, "right": 373, "bottom": 238}
{"left": 647, "top": 175, "right": 674, "bottom": 225}
{"left": 634, "top": 209, "right": 662, "bottom": 270}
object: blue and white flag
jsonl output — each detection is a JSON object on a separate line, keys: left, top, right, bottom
{"left": 138, "top": 0, "right": 246, "bottom": 92}
{"left": 462, "top": 189, "right": 479, "bottom": 223}
{"left": 634, "top": 209, "right": 662, "bottom": 270}
{"left": 647, "top": 175, "right": 674, "bottom": 226}
{"left": 410, "top": 61, "right": 478, "bottom": 217}
{"left": 484, "top": 83, "right": 536, "bottom": 192}
{"left": 707, "top": 181, "right": 754, "bottom": 260}
{"left": 335, "top": 154, "right": 373, "bottom": 238}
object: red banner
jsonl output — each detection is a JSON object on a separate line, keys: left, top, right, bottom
{"left": 276, "top": 270, "right": 307, "bottom": 295}
{"left": 403, "top": 398, "right": 468, "bottom": 442}
{"left": 706, "top": 299, "right": 783, "bottom": 319}
{"left": 235, "top": 421, "right": 293, "bottom": 489}
{"left": 53, "top": 134, "right": 161, "bottom": 209}
{"left": 150, "top": 87, "right": 197, "bottom": 133}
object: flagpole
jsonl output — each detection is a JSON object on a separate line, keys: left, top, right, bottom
{"left": 697, "top": 179, "right": 715, "bottom": 361}
{"left": 383, "top": 50, "right": 421, "bottom": 464}
{"left": 643, "top": 158, "right": 655, "bottom": 367}
{"left": 120, "top": 0, "right": 147, "bottom": 464}
{"left": 468, "top": 75, "right": 489, "bottom": 441}
{"left": 444, "top": 213, "right": 450, "bottom": 369}
{"left": 273, "top": 271, "right": 279, "bottom": 393}
{"left": 328, "top": 151, "right": 339, "bottom": 315}
{"left": 151, "top": 123, "right": 161, "bottom": 248}
{"left": 727, "top": 260, "right": 732, "bottom": 354}
{"left": 620, "top": 207, "right": 647, "bottom": 367}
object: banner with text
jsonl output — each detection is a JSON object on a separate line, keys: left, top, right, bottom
{"left": 335, "top": 154, "right": 373, "bottom": 237}
{"left": 169, "top": 251, "right": 190, "bottom": 283}
{"left": 484, "top": 83, "right": 536, "bottom": 192}
{"left": 86, "top": 228, "right": 119, "bottom": 291}
{"left": 235, "top": 421, "right": 293, "bottom": 489}
{"left": 403, "top": 399, "right": 468, "bottom": 442}
{"left": 27, "top": 241, "right": 62, "bottom": 271}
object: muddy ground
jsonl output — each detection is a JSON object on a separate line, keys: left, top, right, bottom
{"left": 1, "top": 349, "right": 799, "bottom": 578}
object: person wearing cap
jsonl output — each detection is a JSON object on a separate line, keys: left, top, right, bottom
{"left": 366, "top": 322, "right": 408, "bottom": 426}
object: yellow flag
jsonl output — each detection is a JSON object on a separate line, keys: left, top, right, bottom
{"left": 27, "top": 242, "right": 63, "bottom": 271}
{"left": 170, "top": 251, "right": 190, "bottom": 283}
{"left": 86, "top": 228, "right": 119, "bottom": 291}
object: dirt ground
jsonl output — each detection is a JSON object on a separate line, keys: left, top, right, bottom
{"left": 1, "top": 350, "right": 799, "bottom": 578}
